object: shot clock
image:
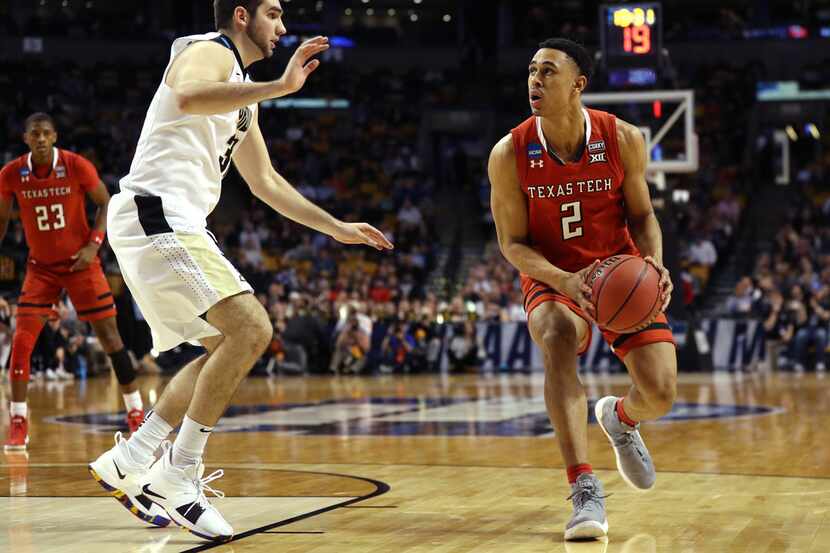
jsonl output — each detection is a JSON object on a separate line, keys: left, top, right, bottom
{"left": 600, "top": 3, "right": 663, "bottom": 87}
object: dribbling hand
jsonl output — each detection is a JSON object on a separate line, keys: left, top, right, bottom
{"left": 558, "top": 259, "right": 600, "bottom": 324}
{"left": 278, "top": 36, "right": 330, "bottom": 95}
{"left": 331, "top": 222, "right": 394, "bottom": 251}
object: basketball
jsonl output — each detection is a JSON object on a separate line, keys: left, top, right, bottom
{"left": 586, "top": 255, "right": 661, "bottom": 334}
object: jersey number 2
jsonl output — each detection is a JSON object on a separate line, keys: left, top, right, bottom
{"left": 560, "top": 201, "right": 583, "bottom": 240}
{"left": 35, "top": 204, "right": 66, "bottom": 231}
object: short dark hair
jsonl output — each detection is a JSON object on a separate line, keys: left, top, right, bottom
{"left": 538, "top": 38, "right": 593, "bottom": 82}
{"left": 24, "top": 112, "right": 56, "bottom": 132}
{"left": 214, "top": 0, "right": 263, "bottom": 31}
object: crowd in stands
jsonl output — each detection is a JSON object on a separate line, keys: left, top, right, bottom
{"left": 727, "top": 182, "right": 830, "bottom": 372}
{"left": 0, "top": 56, "right": 482, "bottom": 378}
{"left": 0, "top": 32, "right": 825, "bottom": 378}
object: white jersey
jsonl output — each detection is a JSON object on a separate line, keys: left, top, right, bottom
{"left": 119, "top": 32, "right": 258, "bottom": 231}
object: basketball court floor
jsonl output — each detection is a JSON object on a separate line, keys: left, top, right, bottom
{"left": 1, "top": 369, "right": 828, "bottom": 552}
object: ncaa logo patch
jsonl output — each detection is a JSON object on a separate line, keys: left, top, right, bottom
{"left": 527, "top": 143, "right": 545, "bottom": 169}
{"left": 589, "top": 152, "right": 606, "bottom": 164}
{"left": 527, "top": 143, "right": 543, "bottom": 159}
{"left": 587, "top": 140, "right": 606, "bottom": 153}
{"left": 528, "top": 143, "right": 544, "bottom": 168}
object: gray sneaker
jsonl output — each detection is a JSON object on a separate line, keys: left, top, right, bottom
{"left": 594, "top": 396, "right": 656, "bottom": 491}
{"left": 564, "top": 473, "right": 609, "bottom": 540}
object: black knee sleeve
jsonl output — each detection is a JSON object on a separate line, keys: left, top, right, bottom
{"left": 109, "top": 348, "right": 137, "bottom": 386}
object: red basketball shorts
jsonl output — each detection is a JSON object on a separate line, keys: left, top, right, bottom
{"left": 520, "top": 274, "right": 675, "bottom": 360}
{"left": 18, "top": 257, "right": 117, "bottom": 322}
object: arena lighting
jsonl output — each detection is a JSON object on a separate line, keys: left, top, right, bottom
{"left": 344, "top": 8, "right": 352, "bottom": 15}
{"left": 787, "top": 25, "right": 808, "bottom": 39}
{"left": 388, "top": 8, "right": 396, "bottom": 16}
{"left": 757, "top": 81, "right": 830, "bottom": 101}
{"left": 279, "top": 34, "right": 355, "bottom": 48}
{"left": 413, "top": 0, "right": 423, "bottom": 4}
{"left": 443, "top": 14, "right": 452, "bottom": 22}
{"left": 785, "top": 125, "right": 798, "bottom": 142}
{"left": 261, "top": 98, "right": 351, "bottom": 109}
{"left": 366, "top": 8, "right": 374, "bottom": 15}
{"left": 805, "top": 123, "right": 820, "bottom": 140}
{"left": 410, "top": 13, "right": 419, "bottom": 22}
{"left": 672, "top": 189, "right": 690, "bottom": 204}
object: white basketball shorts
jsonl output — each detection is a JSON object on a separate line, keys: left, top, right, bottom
{"left": 107, "top": 191, "right": 253, "bottom": 354}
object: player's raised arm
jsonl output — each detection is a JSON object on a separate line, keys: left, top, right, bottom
{"left": 489, "top": 134, "right": 596, "bottom": 315}
{"left": 169, "top": 36, "right": 329, "bottom": 116}
{"left": 232, "top": 113, "right": 393, "bottom": 251}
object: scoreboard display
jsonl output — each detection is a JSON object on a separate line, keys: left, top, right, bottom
{"left": 600, "top": 3, "right": 662, "bottom": 68}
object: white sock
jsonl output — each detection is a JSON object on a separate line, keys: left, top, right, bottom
{"left": 122, "top": 390, "right": 143, "bottom": 412}
{"left": 10, "top": 402, "right": 27, "bottom": 418}
{"left": 126, "top": 410, "right": 173, "bottom": 465}
{"left": 172, "top": 415, "right": 213, "bottom": 468}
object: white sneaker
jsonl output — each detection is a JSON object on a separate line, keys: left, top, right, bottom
{"left": 45, "top": 368, "right": 57, "bottom": 381}
{"left": 139, "top": 443, "right": 233, "bottom": 541}
{"left": 54, "top": 367, "right": 74, "bottom": 381}
{"left": 88, "top": 432, "right": 171, "bottom": 527}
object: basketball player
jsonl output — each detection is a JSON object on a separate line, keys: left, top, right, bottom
{"left": 0, "top": 113, "right": 144, "bottom": 452}
{"left": 88, "top": 0, "right": 392, "bottom": 541}
{"left": 488, "top": 38, "right": 676, "bottom": 540}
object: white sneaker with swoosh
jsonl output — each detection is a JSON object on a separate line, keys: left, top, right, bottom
{"left": 88, "top": 432, "right": 171, "bottom": 527}
{"left": 139, "top": 442, "right": 233, "bottom": 542}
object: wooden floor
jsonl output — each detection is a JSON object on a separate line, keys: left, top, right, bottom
{"left": 1, "top": 369, "right": 829, "bottom": 552}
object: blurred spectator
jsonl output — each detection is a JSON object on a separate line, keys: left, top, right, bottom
{"left": 759, "top": 289, "right": 793, "bottom": 372}
{"left": 448, "top": 321, "right": 480, "bottom": 373}
{"left": 687, "top": 233, "right": 718, "bottom": 288}
{"left": 787, "top": 284, "right": 825, "bottom": 372}
{"left": 330, "top": 304, "right": 372, "bottom": 374}
{"left": 379, "top": 322, "right": 413, "bottom": 374}
{"left": 726, "top": 277, "right": 756, "bottom": 317}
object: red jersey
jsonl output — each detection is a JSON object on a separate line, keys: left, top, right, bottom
{"left": 511, "top": 108, "right": 638, "bottom": 273}
{"left": 0, "top": 148, "right": 99, "bottom": 264}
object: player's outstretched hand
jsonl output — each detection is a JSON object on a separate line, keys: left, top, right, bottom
{"left": 70, "top": 243, "right": 99, "bottom": 272}
{"left": 331, "top": 222, "right": 394, "bottom": 251}
{"left": 643, "top": 256, "right": 672, "bottom": 312}
{"left": 559, "top": 259, "right": 600, "bottom": 324}
{"left": 278, "top": 36, "right": 330, "bottom": 95}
